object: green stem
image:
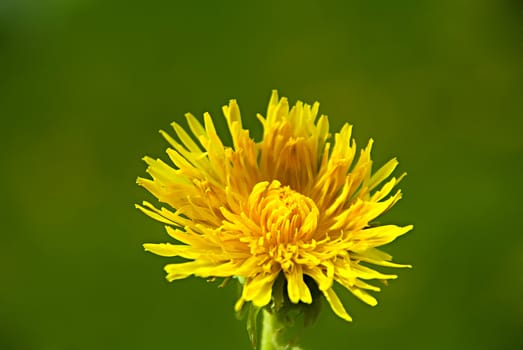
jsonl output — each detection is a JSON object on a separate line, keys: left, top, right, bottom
{"left": 260, "top": 310, "right": 277, "bottom": 350}
{"left": 260, "top": 309, "right": 303, "bottom": 350}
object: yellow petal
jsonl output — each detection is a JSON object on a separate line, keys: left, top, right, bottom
{"left": 143, "top": 243, "right": 201, "bottom": 259}
{"left": 243, "top": 272, "right": 279, "bottom": 307}
{"left": 354, "top": 279, "right": 381, "bottom": 292}
{"left": 164, "top": 261, "right": 206, "bottom": 281}
{"left": 351, "top": 247, "right": 412, "bottom": 268}
{"left": 322, "top": 288, "right": 352, "bottom": 322}
{"left": 171, "top": 122, "right": 202, "bottom": 154}
{"left": 164, "top": 226, "right": 202, "bottom": 246}
{"left": 304, "top": 266, "right": 333, "bottom": 291}
{"left": 367, "top": 158, "right": 398, "bottom": 191}
{"left": 352, "top": 264, "right": 398, "bottom": 280}
{"left": 285, "top": 265, "right": 312, "bottom": 304}
{"left": 165, "top": 260, "right": 238, "bottom": 281}
{"left": 357, "top": 224, "right": 413, "bottom": 247}
{"left": 135, "top": 202, "right": 176, "bottom": 226}
{"left": 184, "top": 113, "right": 207, "bottom": 147}
{"left": 348, "top": 287, "right": 378, "bottom": 306}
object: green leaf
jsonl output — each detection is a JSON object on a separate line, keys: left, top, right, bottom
{"left": 271, "top": 272, "right": 286, "bottom": 313}
{"left": 303, "top": 296, "right": 322, "bottom": 327}
{"left": 247, "top": 304, "right": 262, "bottom": 349}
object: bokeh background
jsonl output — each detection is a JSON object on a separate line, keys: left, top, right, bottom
{"left": 1, "top": 0, "right": 522, "bottom": 349}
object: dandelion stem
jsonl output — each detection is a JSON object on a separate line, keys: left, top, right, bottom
{"left": 260, "top": 309, "right": 277, "bottom": 350}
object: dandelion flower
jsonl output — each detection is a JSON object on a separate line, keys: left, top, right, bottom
{"left": 137, "top": 90, "right": 412, "bottom": 322}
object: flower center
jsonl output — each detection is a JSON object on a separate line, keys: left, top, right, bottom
{"left": 246, "top": 180, "right": 319, "bottom": 271}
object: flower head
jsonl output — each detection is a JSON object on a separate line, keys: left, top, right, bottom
{"left": 137, "top": 91, "right": 412, "bottom": 322}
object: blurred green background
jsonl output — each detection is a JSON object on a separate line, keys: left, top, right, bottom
{"left": 1, "top": 0, "right": 522, "bottom": 349}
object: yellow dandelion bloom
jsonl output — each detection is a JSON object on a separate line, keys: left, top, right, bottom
{"left": 137, "top": 91, "right": 412, "bottom": 322}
